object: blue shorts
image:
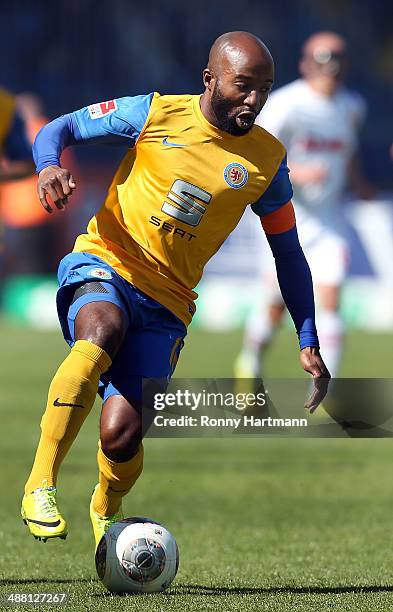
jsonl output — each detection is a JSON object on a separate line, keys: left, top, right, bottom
{"left": 57, "top": 252, "right": 187, "bottom": 405}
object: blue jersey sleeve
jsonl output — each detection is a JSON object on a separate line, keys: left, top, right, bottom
{"left": 33, "top": 115, "right": 78, "bottom": 172}
{"left": 72, "top": 94, "right": 153, "bottom": 142}
{"left": 251, "top": 155, "right": 293, "bottom": 216}
{"left": 4, "top": 111, "right": 31, "bottom": 161}
{"left": 266, "top": 226, "right": 319, "bottom": 349}
{"left": 33, "top": 93, "right": 153, "bottom": 173}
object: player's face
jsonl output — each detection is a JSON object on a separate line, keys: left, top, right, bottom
{"left": 210, "top": 54, "right": 274, "bottom": 135}
{"left": 301, "top": 40, "right": 348, "bottom": 95}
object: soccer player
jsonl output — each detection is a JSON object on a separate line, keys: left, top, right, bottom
{"left": 235, "top": 32, "right": 373, "bottom": 380}
{"left": 0, "top": 87, "right": 34, "bottom": 182}
{"left": 21, "top": 31, "right": 330, "bottom": 547}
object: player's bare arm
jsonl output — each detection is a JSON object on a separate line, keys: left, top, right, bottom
{"left": 38, "top": 164, "right": 76, "bottom": 213}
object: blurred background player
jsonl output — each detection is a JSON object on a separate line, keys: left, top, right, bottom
{"left": 0, "top": 87, "right": 33, "bottom": 183}
{"left": 235, "top": 31, "right": 374, "bottom": 380}
{"left": 0, "top": 93, "right": 53, "bottom": 277}
{"left": 0, "top": 93, "right": 80, "bottom": 279}
{"left": 0, "top": 87, "right": 35, "bottom": 287}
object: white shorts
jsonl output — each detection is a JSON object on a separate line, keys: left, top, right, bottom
{"left": 260, "top": 214, "right": 349, "bottom": 302}
{"left": 299, "top": 217, "right": 349, "bottom": 286}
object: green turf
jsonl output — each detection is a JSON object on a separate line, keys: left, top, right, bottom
{"left": 0, "top": 320, "right": 393, "bottom": 611}
{"left": 175, "top": 326, "right": 393, "bottom": 378}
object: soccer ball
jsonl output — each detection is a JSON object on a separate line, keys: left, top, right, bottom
{"left": 95, "top": 517, "right": 179, "bottom": 593}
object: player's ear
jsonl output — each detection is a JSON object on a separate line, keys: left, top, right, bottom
{"left": 203, "top": 68, "right": 215, "bottom": 90}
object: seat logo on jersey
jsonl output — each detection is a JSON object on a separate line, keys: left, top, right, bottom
{"left": 224, "top": 162, "right": 248, "bottom": 189}
{"left": 161, "top": 179, "right": 212, "bottom": 227}
{"left": 88, "top": 100, "right": 117, "bottom": 120}
{"left": 87, "top": 268, "right": 112, "bottom": 280}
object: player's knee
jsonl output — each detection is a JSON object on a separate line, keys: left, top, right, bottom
{"left": 101, "top": 412, "right": 142, "bottom": 462}
{"left": 268, "top": 302, "right": 286, "bottom": 325}
{"left": 75, "top": 301, "right": 127, "bottom": 358}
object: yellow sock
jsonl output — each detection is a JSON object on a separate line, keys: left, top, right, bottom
{"left": 25, "top": 340, "right": 111, "bottom": 494}
{"left": 93, "top": 442, "right": 144, "bottom": 516}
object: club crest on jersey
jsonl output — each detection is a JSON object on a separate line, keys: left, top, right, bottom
{"left": 88, "top": 100, "right": 117, "bottom": 120}
{"left": 87, "top": 268, "right": 112, "bottom": 280}
{"left": 223, "top": 162, "right": 248, "bottom": 189}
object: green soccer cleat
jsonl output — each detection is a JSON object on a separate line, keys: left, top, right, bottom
{"left": 90, "top": 484, "right": 124, "bottom": 549}
{"left": 21, "top": 481, "right": 68, "bottom": 542}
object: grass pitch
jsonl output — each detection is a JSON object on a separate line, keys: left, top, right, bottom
{"left": 0, "top": 321, "right": 393, "bottom": 611}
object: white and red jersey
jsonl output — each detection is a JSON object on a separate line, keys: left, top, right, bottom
{"left": 256, "top": 79, "right": 366, "bottom": 225}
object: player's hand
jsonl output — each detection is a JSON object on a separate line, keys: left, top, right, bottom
{"left": 38, "top": 165, "right": 76, "bottom": 213}
{"left": 300, "top": 346, "right": 331, "bottom": 413}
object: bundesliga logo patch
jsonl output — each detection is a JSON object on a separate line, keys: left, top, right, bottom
{"left": 88, "top": 100, "right": 117, "bottom": 120}
{"left": 223, "top": 162, "right": 248, "bottom": 189}
{"left": 87, "top": 268, "right": 112, "bottom": 280}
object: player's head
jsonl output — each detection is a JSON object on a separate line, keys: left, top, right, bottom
{"left": 202, "top": 31, "right": 274, "bottom": 136}
{"left": 299, "top": 31, "right": 348, "bottom": 94}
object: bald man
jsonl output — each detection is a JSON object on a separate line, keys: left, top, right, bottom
{"left": 21, "top": 31, "right": 329, "bottom": 547}
{"left": 236, "top": 31, "right": 372, "bottom": 381}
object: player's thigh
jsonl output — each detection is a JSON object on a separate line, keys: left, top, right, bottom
{"left": 56, "top": 253, "right": 130, "bottom": 357}
{"left": 74, "top": 297, "right": 128, "bottom": 357}
{"left": 65, "top": 281, "right": 129, "bottom": 357}
{"left": 315, "top": 283, "right": 341, "bottom": 311}
{"left": 99, "top": 319, "right": 186, "bottom": 409}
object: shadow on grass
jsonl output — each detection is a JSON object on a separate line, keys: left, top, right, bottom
{"left": 90, "top": 583, "right": 393, "bottom": 598}
{"left": 3, "top": 580, "right": 393, "bottom": 597}
{"left": 0, "top": 579, "right": 95, "bottom": 585}
{"left": 178, "top": 584, "right": 393, "bottom": 595}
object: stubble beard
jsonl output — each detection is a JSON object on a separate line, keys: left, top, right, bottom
{"left": 210, "top": 84, "right": 252, "bottom": 136}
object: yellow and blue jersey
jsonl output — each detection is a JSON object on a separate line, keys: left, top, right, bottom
{"left": 33, "top": 92, "right": 320, "bottom": 349}
{"left": 35, "top": 93, "right": 292, "bottom": 325}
